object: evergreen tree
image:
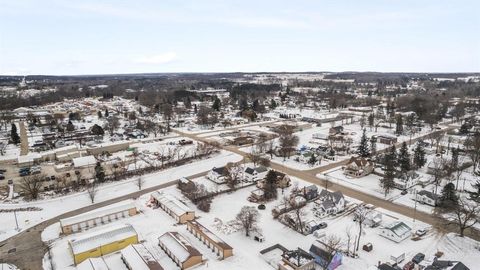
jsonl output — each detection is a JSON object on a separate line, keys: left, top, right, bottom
{"left": 264, "top": 170, "right": 278, "bottom": 200}
{"left": 398, "top": 142, "right": 411, "bottom": 174}
{"left": 370, "top": 136, "right": 377, "bottom": 155}
{"left": 459, "top": 124, "right": 470, "bottom": 135}
{"left": 380, "top": 148, "right": 396, "bottom": 197}
{"left": 439, "top": 182, "right": 458, "bottom": 209}
{"left": 451, "top": 148, "right": 459, "bottom": 171}
{"left": 10, "top": 123, "right": 20, "bottom": 145}
{"left": 212, "top": 97, "right": 221, "bottom": 111}
{"left": 413, "top": 141, "right": 427, "bottom": 168}
{"left": 105, "top": 108, "right": 109, "bottom": 118}
{"left": 269, "top": 99, "right": 277, "bottom": 109}
{"left": 95, "top": 162, "right": 105, "bottom": 182}
{"left": 368, "top": 113, "right": 374, "bottom": 130}
{"left": 66, "top": 120, "right": 75, "bottom": 132}
{"left": 357, "top": 129, "right": 370, "bottom": 157}
{"left": 308, "top": 153, "right": 317, "bottom": 166}
{"left": 91, "top": 124, "right": 104, "bottom": 136}
{"left": 395, "top": 115, "right": 404, "bottom": 135}
{"left": 97, "top": 111, "right": 102, "bottom": 118}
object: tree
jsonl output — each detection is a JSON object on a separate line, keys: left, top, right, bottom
{"left": 247, "top": 147, "right": 263, "bottom": 166}
{"left": 395, "top": 114, "right": 403, "bottom": 135}
{"left": 105, "top": 115, "right": 120, "bottom": 136}
{"left": 359, "top": 114, "right": 366, "bottom": 129}
{"left": 308, "top": 153, "right": 317, "bottom": 166}
{"left": 354, "top": 206, "right": 370, "bottom": 251}
{"left": 95, "top": 162, "right": 105, "bottom": 183}
{"left": 90, "top": 124, "right": 104, "bottom": 136}
{"left": 413, "top": 141, "right": 427, "bottom": 169}
{"left": 136, "top": 176, "right": 145, "bottom": 190}
{"left": 104, "top": 108, "right": 109, "bottom": 118}
{"left": 161, "top": 103, "right": 173, "bottom": 131}
{"left": 439, "top": 183, "right": 458, "bottom": 210}
{"left": 10, "top": 123, "right": 20, "bottom": 145}
{"left": 451, "top": 197, "right": 480, "bottom": 237}
{"left": 380, "top": 148, "right": 396, "bottom": 197}
{"left": 357, "top": 129, "right": 370, "bottom": 157}
{"left": 277, "top": 125, "right": 299, "bottom": 160}
{"left": 212, "top": 97, "right": 221, "bottom": 111}
{"left": 235, "top": 206, "right": 260, "bottom": 237}
{"left": 269, "top": 99, "right": 277, "bottom": 109}
{"left": 223, "top": 163, "right": 242, "bottom": 189}
{"left": 398, "top": 142, "right": 411, "bottom": 174}
{"left": 464, "top": 132, "right": 480, "bottom": 172}
{"left": 264, "top": 170, "right": 278, "bottom": 200}
{"left": 368, "top": 113, "right": 374, "bottom": 131}
{"left": 18, "top": 174, "right": 44, "bottom": 200}
{"left": 87, "top": 181, "right": 97, "bottom": 204}
{"left": 370, "top": 136, "right": 377, "bottom": 156}
{"left": 97, "top": 111, "right": 103, "bottom": 118}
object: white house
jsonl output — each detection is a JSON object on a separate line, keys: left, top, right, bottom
{"left": 413, "top": 190, "right": 438, "bottom": 206}
{"left": 379, "top": 221, "right": 412, "bottom": 243}
{"left": 206, "top": 167, "right": 226, "bottom": 184}
{"left": 314, "top": 190, "right": 346, "bottom": 217}
{"left": 244, "top": 166, "right": 268, "bottom": 182}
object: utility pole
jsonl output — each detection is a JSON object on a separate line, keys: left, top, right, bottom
{"left": 413, "top": 189, "right": 417, "bottom": 225}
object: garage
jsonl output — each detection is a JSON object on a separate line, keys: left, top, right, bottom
{"left": 87, "top": 220, "right": 95, "bottom": 228}
{"left": 72, "top": 224, "right": 79, "bottom": 232}
{"left": 95, "top": 217, "right": 102, "bottom": 225}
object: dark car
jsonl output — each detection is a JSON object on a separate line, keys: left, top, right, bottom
{"left": 318, "top": 222, "right": 328, "bottom": 229}
{"left": 412, "top": 253, "right": 425, "bottom": 264}
{"left": 0, "top": 174, "right": 5, "bottom": 180}
{"left": 0, "top": 168, "right": 7, "bottom": 173}
{"left": 19, "top": 167, "right": 30, "bottom": 173}
{"left": 19, "top": 171, "right": 30, "bottom": 177}
{"left": 401, "top": 190, "right": 408, "bottom": 195}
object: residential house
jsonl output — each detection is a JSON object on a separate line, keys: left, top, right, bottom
{"left": 186, "top": 220, "right": 233, "bottom": 259}
{"left": 314, "top": 190, "right": 346, "bottom": 217}
{"left": 375, "top": 134, "right": 398, "bottom": 145}
{"left": 379, "top": 221, "right": 412, "bottom": 243}
{"left": 206, "top": 166, "right": 226, "bottom": 184}
{"left": 69, "top": 224, "right": 139, "bottom": 265}
{"left": 244, "top": 166, "right": 268, "bottom": 182}
{"left": 150, "top": 191, "right": 195, "bottom": 224}
{"left": 329, "top": 126, "right": 344, "bottom": 136}
{"left": 278, "top": 248, "right": 316, "bottom": 270}
{"left": 301, "top": 185, "right": 319, "bottom": 201}
{"left": 158, "top": 232, "right": 203, "bottom": 270}
{"left": 256, "top": 171, "right": 291, "bottom": 189}
{"left": 413, "top": 190, "right": 438, "bottom": 206}
{"left": 344, "top": 157, "right": 374, "bottom": 178}
{"left": 354, "top": 210, "right": 383, "bottom": 228}
{"left": 309, "top": 240, "right": 343, "bottom": 270}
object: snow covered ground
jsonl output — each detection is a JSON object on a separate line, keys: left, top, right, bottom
{"left": 0, "top": 150, "right": 242, "bottom": 242}
{"left": 42, "top": 177, "right": 478, "bottom": 270}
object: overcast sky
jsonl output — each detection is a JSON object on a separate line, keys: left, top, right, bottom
{"left": 0, "top": 0, "right": 479, "bottom": 75}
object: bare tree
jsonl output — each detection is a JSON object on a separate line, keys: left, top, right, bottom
{"left": 18, "top": 174, "right": 45, "bottom": 200}
{"left": 345, "top": 226, "right": 354, "bottom": 257}
{"left": 247, "top": 147, "right": 262, "bottom": 166}
{"left": 105, "top": 115, "right": 120, "bottom": 136}
{"left": 450, "top": 197, "right": 480, "bottom": 237}
{"left": 277, "top": 124, "right": 299, "bottom": 160}
{"left": 235, "top": 206, "right": 260, "bottom": 237}
{"left": 353, "top": 206, "right": 370, "bottom": 251}
{"left": 87, "top": 182, "right": 97, "bottom": 204}
{"left": 324, "top": 234, "right": 343, "bottom": 261}
{"left": 464, "top": 132, "right": 480, "bottom": 172}
{"left": 136, "top": 176, "right": 145, "bottom": 190}
{"left": 223, "top": 162, "right": 243, "bottom": 189}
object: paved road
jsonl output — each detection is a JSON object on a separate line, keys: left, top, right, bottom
{"left": 0, "top": 170, "right": 209, "bottom": 270}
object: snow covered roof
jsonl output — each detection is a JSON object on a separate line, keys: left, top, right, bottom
{"left": 69, "top": 224, "right": 137, "bottom": 254}
{"left": 121, "top": 244, "right": 164, "bottom": 270}
{"left": 60, "top": 200, "right": 136, "bottom": 227}
{"left": 151, "top": 191, "right": 193, "bottom": 216}
{"left": 187, "top": 220, "right": 232, "bottom": 250}
{"left": 76, "top": 257, "right": 109, "bottom": 270}
{"left": 382, "top": 221, "right": 412, "bottom": 237}
{"left": 158, "top": 232, "right": 201, "bottom": 262}
{"left": 73, "top": 155, "right": 97, "bottom": 168}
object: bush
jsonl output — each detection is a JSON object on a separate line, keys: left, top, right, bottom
{"left": 197, "top": 199, "right": 212, "bottom": 212}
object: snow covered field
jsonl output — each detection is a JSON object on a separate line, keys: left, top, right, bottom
{"left": 42, "top": 177, "right": 478, "bottom": 270}
{"left": 0, "top": 150, "right": 242, "bottom": 242}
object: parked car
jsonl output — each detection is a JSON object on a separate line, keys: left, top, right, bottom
{"left": 0, "top": 168, "right": 7, "bottom": 173}
{"left": 416, "top": 228, "right": 427, "bottom": 237}
{"left": 401, "top": 190, "right": 408, "bottom": 195}
{"left": 7, "top": 179, "right": 13, "bottom": 185}
{"left": 18, "top": 167, "right": 30, "bottom": 173}
{"left": 19, "top": 170, "right": 30, "bottom": 177}
{"left": 0, "top": 174, "right": 5, "bottom": 180}
{"left": 318, "top": 222, "right": 328, "bottom": 229}
{"left": 412, "top": 253, "right": 425, "bottom": 264}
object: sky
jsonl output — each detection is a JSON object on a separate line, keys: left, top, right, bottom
{"left": 0, "top": 0, "right": 479, "bottom": 75}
